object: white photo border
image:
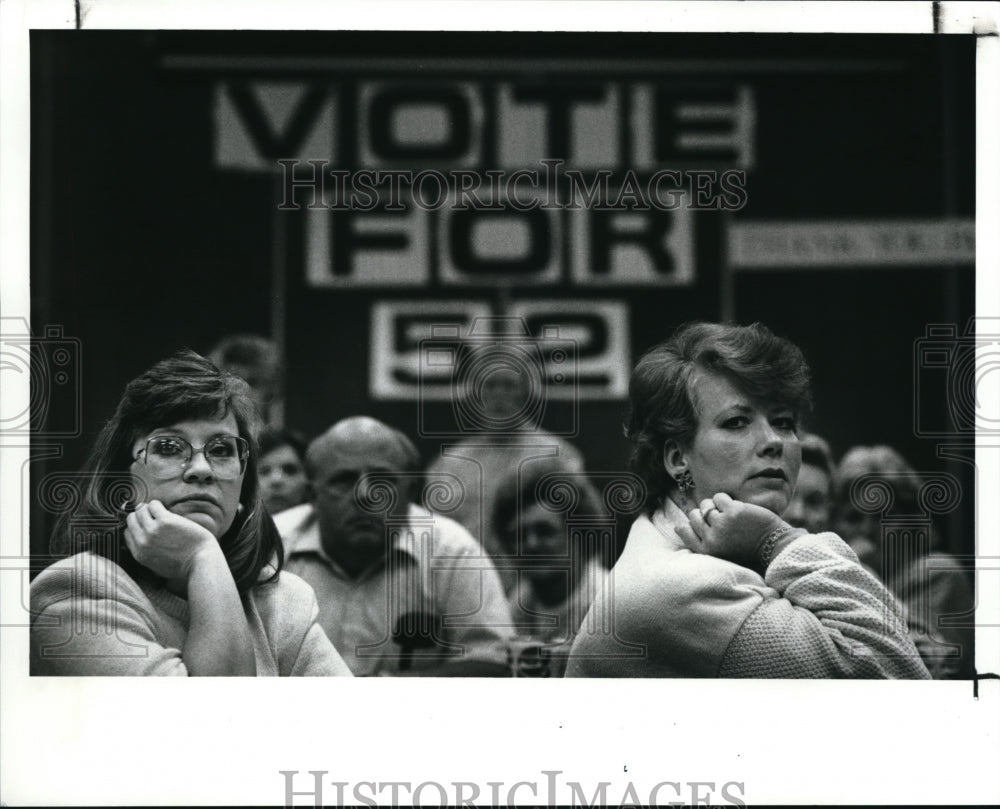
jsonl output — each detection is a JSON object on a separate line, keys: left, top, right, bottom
{"left": 2, "top": 2, "right": 998, "bottom": 806}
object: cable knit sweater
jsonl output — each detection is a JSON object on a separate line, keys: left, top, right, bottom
{"left": 565, "top": 501, "right": 931, "bottom": 678}
{"left": 30, "top": 552, "right": 352, "bottom": 676}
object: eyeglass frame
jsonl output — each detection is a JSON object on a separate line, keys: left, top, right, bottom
{"left": 133, "top": 434, "right": 250, "bottom": 480}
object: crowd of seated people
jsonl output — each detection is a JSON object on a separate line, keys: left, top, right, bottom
{"left": 30, "top": 324, "right": 973, "bottom": 679}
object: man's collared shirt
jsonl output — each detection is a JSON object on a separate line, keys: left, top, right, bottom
{"left": 275, "top": 502, "right": 513, "bottom": 676}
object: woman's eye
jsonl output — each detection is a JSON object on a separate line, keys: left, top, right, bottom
{"left": 151, "top": 438, "right": 185, "bottom": 456}
{"left": 722, "top": 417, "right": 748, "bottom": 429}
{"left": 207, "top": 441, "right": 237, "bottom": 458}
{"left": 773, "top": 416, "right": 797, "bottom": 431}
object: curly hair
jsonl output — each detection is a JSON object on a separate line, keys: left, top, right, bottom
{"left": 490, "top": 453, "right": 604, "bottom": 561}
{"left": 51, "top": 350, "right": 283, "bottom": 594}
{"left": 626, "top": 322, "right": 812, "bottom": 514}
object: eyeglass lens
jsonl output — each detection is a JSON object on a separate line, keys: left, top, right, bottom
{"left": 144, "top": 436, "right": 246, "bottom": 479}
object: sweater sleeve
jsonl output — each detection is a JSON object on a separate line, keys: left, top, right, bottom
{"left": 262, "top": 572, "right": 353, "bottom": 676}
{"left": 287, "top": 601, "right": 353, "bottom": 677}
{"left": 717, "top": 533, "right": 931, "bottom": 678}
{"left": 31, "top": 557, "right": 188, "bottom": 676}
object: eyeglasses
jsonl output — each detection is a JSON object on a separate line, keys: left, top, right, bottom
{"left": 135, "top": 435, "right": 249, "bottom": 480}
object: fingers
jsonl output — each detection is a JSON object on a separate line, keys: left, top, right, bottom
{"left": 675, "top": 522, "right": 701, "bottom": 551}
{"left": 132, "top": 501, "right": 156, "bottom": 533}
{"left": 124, "top": 508, "right": 152, "bottom": 566}
{"left": 699, "top": 498, "right": 720, "bottom": 525}
{"left": 713, "top": 492, "right": 735, "bottom": 510}
{"left": 687, "top": 507, "right": 708, "bottom": 539}
{"left": 123, "top": 524, "right": 138, "bottom": 557}
{"left": 145, "top": 500, "right": 169, "bottom": 520}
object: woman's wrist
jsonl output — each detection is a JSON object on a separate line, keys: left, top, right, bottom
{"left": 185, "top": 540, "right": 227, "bottom": 579}
{"left": 755, "top": 521, "right": 796, "bottom": 571}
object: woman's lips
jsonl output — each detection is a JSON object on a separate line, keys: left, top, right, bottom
{"left": 172, "top": 495, "right": 221, "bottom": 511}
{"left": 748, "top": 470, "right": 788, "bottom": 486}
{"left": 750, "top": 469, "right": 787, "bottom": 480}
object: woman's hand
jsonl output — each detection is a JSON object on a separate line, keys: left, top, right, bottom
{"left": 125, "top": 499, "right": 255, "bottom": 675}
{"left": 677, "top": 492, "right": 789, "bottom": 567}
{"left": 124, "top": 500, "right": 221, "bottom": 581}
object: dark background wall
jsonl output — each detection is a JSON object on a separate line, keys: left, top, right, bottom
{"left": 29, "top": 32, "right": 976, "bottom": 561}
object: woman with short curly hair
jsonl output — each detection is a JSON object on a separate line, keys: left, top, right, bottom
{"left": 567, "top": 321, "right": 930, "bottom": 679}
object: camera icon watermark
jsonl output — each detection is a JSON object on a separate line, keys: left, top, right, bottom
{"left": 914, "top": 317, "right": 1000, "bottom": 438}
{"left": 0, "top": 318, "right": 82, "bottom": 439}
{"left": 417, "top": 316, "right": 578, "bottom": 438}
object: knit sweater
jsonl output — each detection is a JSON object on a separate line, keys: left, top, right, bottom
{"left": 30, "top": 552, "right": 352, "bottom": 676}
{"left": 565, "top": 501, "right": 931, "bottom": 678}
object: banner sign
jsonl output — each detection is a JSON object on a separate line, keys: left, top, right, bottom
{"left": 728, "top": 219, "right": 975, "bottom": 268}
{"left": 302, "top": 194, "right": 695, "bottom": 289}
{"left": 215, "top": 74, "right": 756, "bottom": 287}
{"left": 215, "top": 80, "right": 754, "bottom": 172}
{"left": 370, "top": 300, "right": 630, "bottom": 401}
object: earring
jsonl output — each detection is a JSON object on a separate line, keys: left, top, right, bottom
{"left": 236, "top": 503, "right": 245, "bottom": 517}
{"left": 675, "top": 470, "right": 695, "bottom": 493}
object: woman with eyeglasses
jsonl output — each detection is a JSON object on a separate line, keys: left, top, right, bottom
{"left": 30, "top": 350, "right": 351, "bottom": 676}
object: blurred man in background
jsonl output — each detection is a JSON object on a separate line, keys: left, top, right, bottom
{"left": 274, "top": 416, "right": 513, "bottom": 676}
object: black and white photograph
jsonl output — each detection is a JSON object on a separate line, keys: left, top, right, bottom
{"left": 2, "top": 1, "right": 998, "bottom": 805}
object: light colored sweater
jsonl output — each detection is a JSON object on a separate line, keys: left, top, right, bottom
{"left": 565, "top": 502, "right": 931, "bottom": 678}
{"left": 30, "top": 552, "right": 352, "bottom": 676}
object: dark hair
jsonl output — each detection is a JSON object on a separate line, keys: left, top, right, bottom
{"left": 491, "top": 454, "right": 603, "bottom": 560}
{"left": 51, "top": 350, "right": 283, "bottom": 594}
{"left": 626, "top": 321, "right": 812, "bottom": 514}
{"left": 259, "top": 427, "right": 308, "bottom": 461}
{"left": 799, "top": 433, "right": 835, "bottom": 495}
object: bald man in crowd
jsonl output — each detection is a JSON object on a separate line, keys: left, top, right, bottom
{"left": 273, "top": 416, "right": 513, "bottom": 676}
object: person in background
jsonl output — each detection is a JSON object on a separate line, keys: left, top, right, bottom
{"left": 566, "top": 321, "right": 930, "bottom": 678}
{"left": 208, "top": 334, "right": 283, "bottom": 427}
{"left": 423, "top": 342, "right": 584, "bottom": 592}
{"left": 835, "top": 445, "right": 975, "bottom": 679}
{"left": 491, "top": 455, "right": 609, "bottom": 676}
{"left": 274, "top": 416, "right": 514, "bottom": 676}
{"left": 258, "top": 428, "right": 311, "bottom": 515}
{"left": 30, "top": 351, "right": 351, "bottom": 676}
{"left": 783, "top": 432, "right": 836, "bottom": 535}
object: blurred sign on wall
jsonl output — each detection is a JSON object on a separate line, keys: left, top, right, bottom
{"left": 728, "top": 219, "right": 975, "bottom": 268}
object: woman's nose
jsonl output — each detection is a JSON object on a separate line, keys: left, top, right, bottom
{"left": 183, "top": 449, "right": 215, "bottom": 480}
{"left": 756, "top": 420, "right": 784, "bottom": 454}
